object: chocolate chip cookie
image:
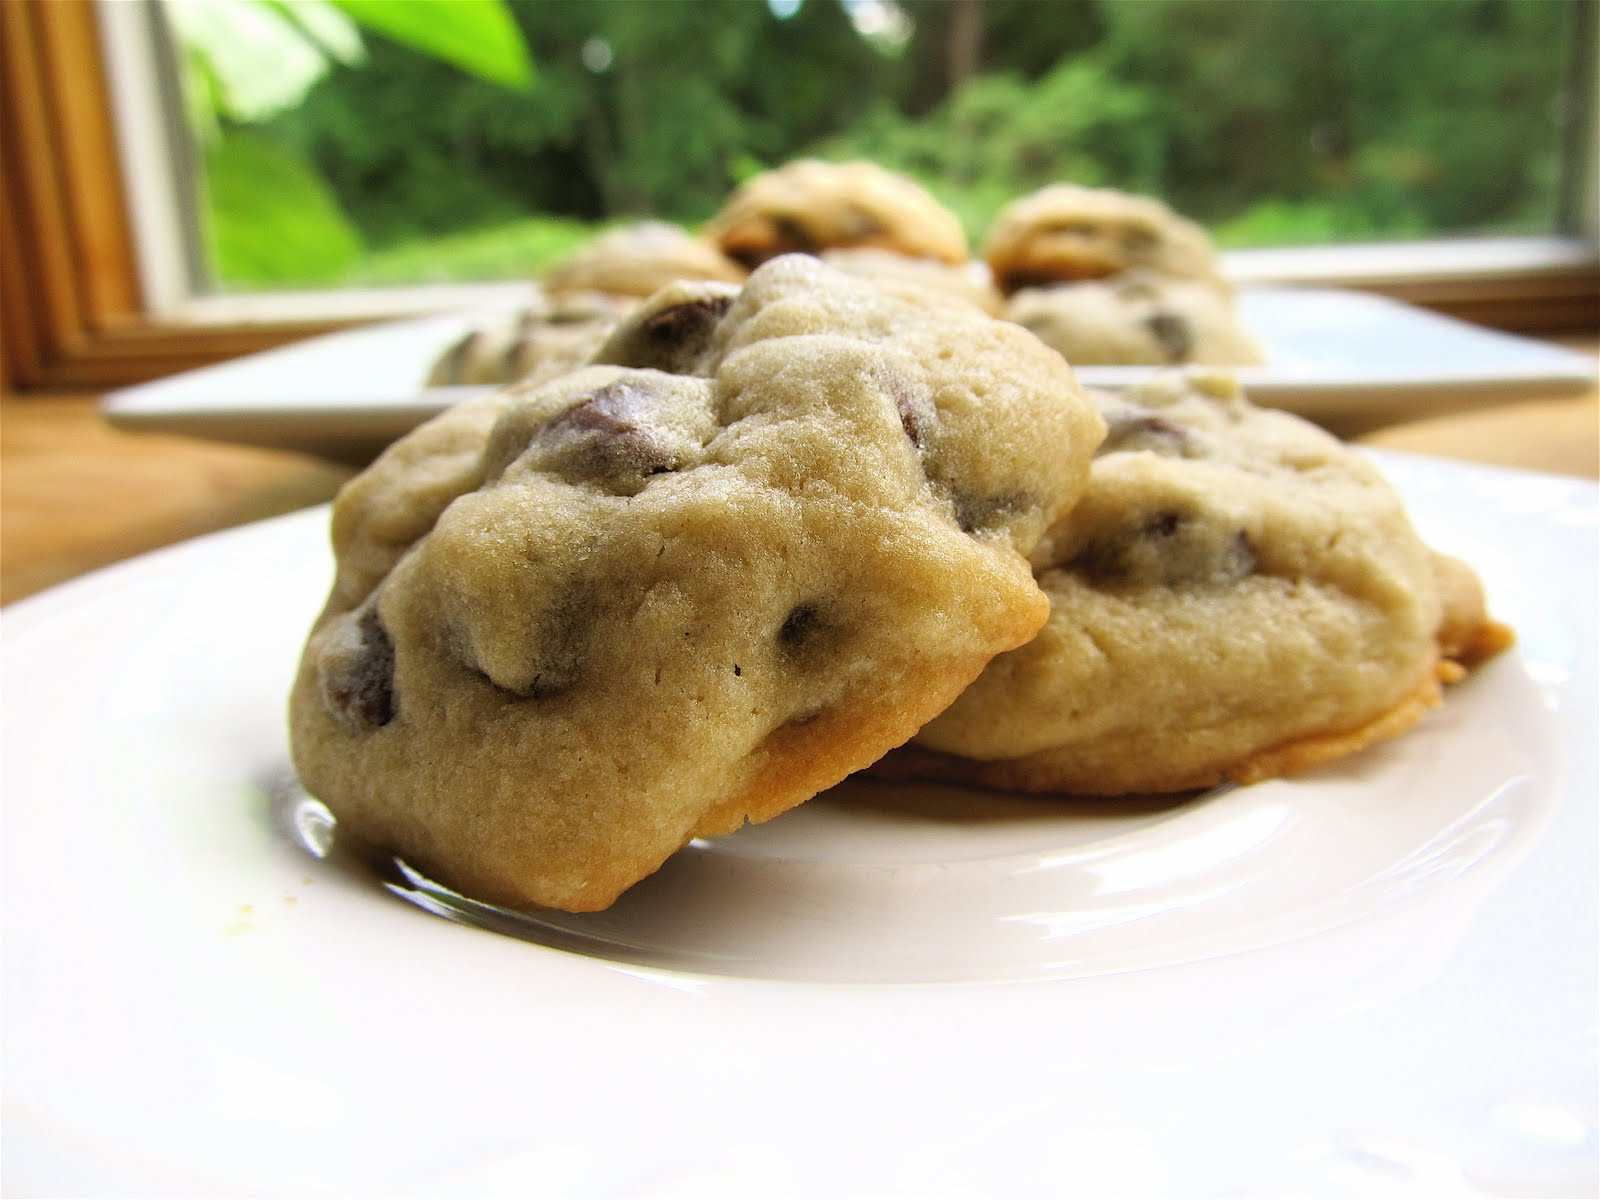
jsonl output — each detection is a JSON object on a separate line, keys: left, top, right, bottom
{"left": 983, "top": 184, "right": 1223, "bottom": 295}
{"left": 820, "top": 248, "right": 1004, "bottom": 315}
{"left": 291, "top": 255, "right": 1104, "bottom": 911}
{"left": 875, "top": 371, "right": 1511, "bottom": 795}
{"left": 1006, "top": 271, "right": 1262, "bottom": 366}
{"left": 425, "top": 293, "right": 631, "bottom": 388}
{"left": 542, "top": 220, "right": 747, "bottom": 299}
{"left": 703, "top": 159, "right": 969, "bottom": 269}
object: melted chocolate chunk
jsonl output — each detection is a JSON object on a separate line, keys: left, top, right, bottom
{"left": 952, "top": 490, "right": 1028, "bottom": 536}
{"left": 1097, "top": 404, "right": 1192, "bottom": 457}
{"left": 1142, "top": 510, "right": 1182, "bottom": 539}
{"left": 884, "top": 374, "right": 935, "bottom": 449}
{"left": 1120, "top": 227, "right": 1160, "bottom": 255}
{"left": 726, "top": 245, "right": 768, "bottom": 271}
{"left": 1143, "top": 309, "right": 1193, "bottom": 362}
{"left": 488, "top": 380, "right": 677, "bottom": 491}
{"left": 770, "top": 214, "right": 819, "bottom": 257}
{"left": 319, "top": 605, "right": 396, "bottom": 730}
{"left": 839, "top": 203, "right": 884, "bottom": 241}
{"left": 1071, "top": 512, "right": 1256, "bottom": 587}
{"left": 1002, "top": 268, "right": 1099, "bottom": 293}
{"left": 630, "top": 295, "right": 733, "bottom": 372}
{"left": 778, "top": 603, "right": 824, "bottom": 651}
{"left": 1068, "top": 538, "right": 1130, "bottom": 585}
{"left": 1043, "top": 220, "right": 1101, "bottom": 238}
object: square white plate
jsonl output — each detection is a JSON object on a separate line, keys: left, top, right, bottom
{"left": 101, "top": 285, "right": 1597, "bottom": 462}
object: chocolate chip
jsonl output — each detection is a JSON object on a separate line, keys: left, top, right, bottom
{"left": 899, "top": 399, "right": 925, "bottom": 446}
{"left": 633, "top": 295, "right": 733, "bottom": 371}
{"left": 840, "top": 203, "right": 884, "bottom": 241}
{"left": 1098, "top": 405, "right": 1192, "bottom": 457}
{"left": 778, "top": 603, "right": 824, "bottom": 651}
{"left": 883, "top": 374, "right": 935, "bottom": 449}
{"left": 1070, "top": 512, "right": 1256, "bottom": 587}
{"left": 594, "top": 290, "right": 735, "bottom": 375}
{"left": 952, "top": 490, "right": 1028, "bottom": 535}
{"left": 771, "top": 214, "right": 819, "bottom": 256}
{"left": 1044, "top": 220, "right": 1100, "bottom": 238}
{"left": 726, "top": 245, "right": 768, "bottom": 271}
{"left": 319, "top": 605, "right": 396, "bottom": 730}
{"left": 554, "top": 381, "right": 678, "bottom": 472}
{"left": 1142, "top": 510, "right": 1182, "bottom": 539}
{"left": 554, "top": 380, "right": 649, "bottom": 435}
{"left": 1144, "top": 309, "right": 1193, "bottom": 362}
{"left": 1121, "top": 227, "right": 1160, "bottom": 255}
{"left": 1067, "top": 538, "right": 1130, "bottom": 584}
{"left": 487, "top": 380, "right": 679, "bottom": 491}
{"left": 1002, "top": 269, "right": 1076, "bottom": 292}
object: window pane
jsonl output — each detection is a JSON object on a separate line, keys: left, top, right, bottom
{"left": 162, "top": 0, "right": 1588, "bottom": 293}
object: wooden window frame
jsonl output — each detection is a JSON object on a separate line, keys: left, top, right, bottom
{"left": 3, "top": 0, "right": 1597, "bottom": 395}
{"left": 1, "top": 0, "right": 350, "bottom": 393}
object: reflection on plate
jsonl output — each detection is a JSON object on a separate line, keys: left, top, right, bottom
{"left": 3, "top": 454, "right": 1596, "bottom": 1197}
{"left": 285, "top": 663, "right": 1553, "bottom": 986}
{"left": 101, "top": 285, "right": 1598, "bottom": 462}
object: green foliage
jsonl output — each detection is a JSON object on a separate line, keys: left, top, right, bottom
{"left": 350, "top": 215, "right": 599, "bottom": 284}
{"left": 202, "top": 130, "right": 364, "bottom": 285}
{"left": 818, "top": 57, "right": 1160, "bottom": 242}
{"left": 330, "top": 0, "right": 535, "bottom": 92}
{"left": 168, "top": 0, "right": 361, "bottom": 130}
{"left": 184, "top": 0, "right": 1579, "bottom": 287}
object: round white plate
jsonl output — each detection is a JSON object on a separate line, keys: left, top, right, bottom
{"left": 3, "top": 453, "right": 1595, "bottom": 1197}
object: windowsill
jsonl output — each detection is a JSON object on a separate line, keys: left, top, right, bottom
{"left": 1222, "top": 234, "right": 1598, "bottom": 287}
{"left": 162, "top": 279, "right": 543, "bottom": 327}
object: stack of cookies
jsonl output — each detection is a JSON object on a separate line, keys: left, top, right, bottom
{"left": 428, "top": 164, "right": 1264, "bottom": 388}
{"left": 298, "top": 164, "right": 1510, "bottom": 914}
{"left": 984, "top": 183, "right": 1263, "bottom": 367}
{"left": 294, "top": 255, "right": 1105, "bottom": 911}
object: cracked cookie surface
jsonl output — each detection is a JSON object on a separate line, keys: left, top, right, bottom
{"left": 291, "top": 256, "right": 1104, "bottom": 910}
{"left": 875, "top": 371, "right": 1510, "bottom": 795}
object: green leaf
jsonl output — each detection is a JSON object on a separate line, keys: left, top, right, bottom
{"left": 264, "top": 0, "right": 365, "bottom": 67}
{"left": 330, "top": 0, "right": 534, "bottom": 92}
{"left": 168, "top": 0, "right": 358, "bottom": 123}
{"left": 202, "top": 131, "right": 365, "bottom": 286}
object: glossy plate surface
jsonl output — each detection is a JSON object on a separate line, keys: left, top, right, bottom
{"left": 3, "top": 453, "right": 1596, "bottom": 1197}
{"left": 100, "top": 286, "right": 1598, "bottom": 460}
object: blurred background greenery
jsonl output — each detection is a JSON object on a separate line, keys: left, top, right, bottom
{"left": 169, "top": 0, "right": 1585, "bottom": 290}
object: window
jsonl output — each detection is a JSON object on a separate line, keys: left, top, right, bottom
{"left": 3, "top": 0, "right": 1596, "bottom": 392}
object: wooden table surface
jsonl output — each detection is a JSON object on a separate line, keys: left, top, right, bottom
{"left": 3, "top": 336, "right": 1596, "bottom": 607}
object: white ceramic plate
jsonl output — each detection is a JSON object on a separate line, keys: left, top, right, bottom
{"left": 3, "top": 454, "right": 1596, "bottom": 1197}
{"left": 101, "top": 286, "right": 1597, "bottom": 462}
